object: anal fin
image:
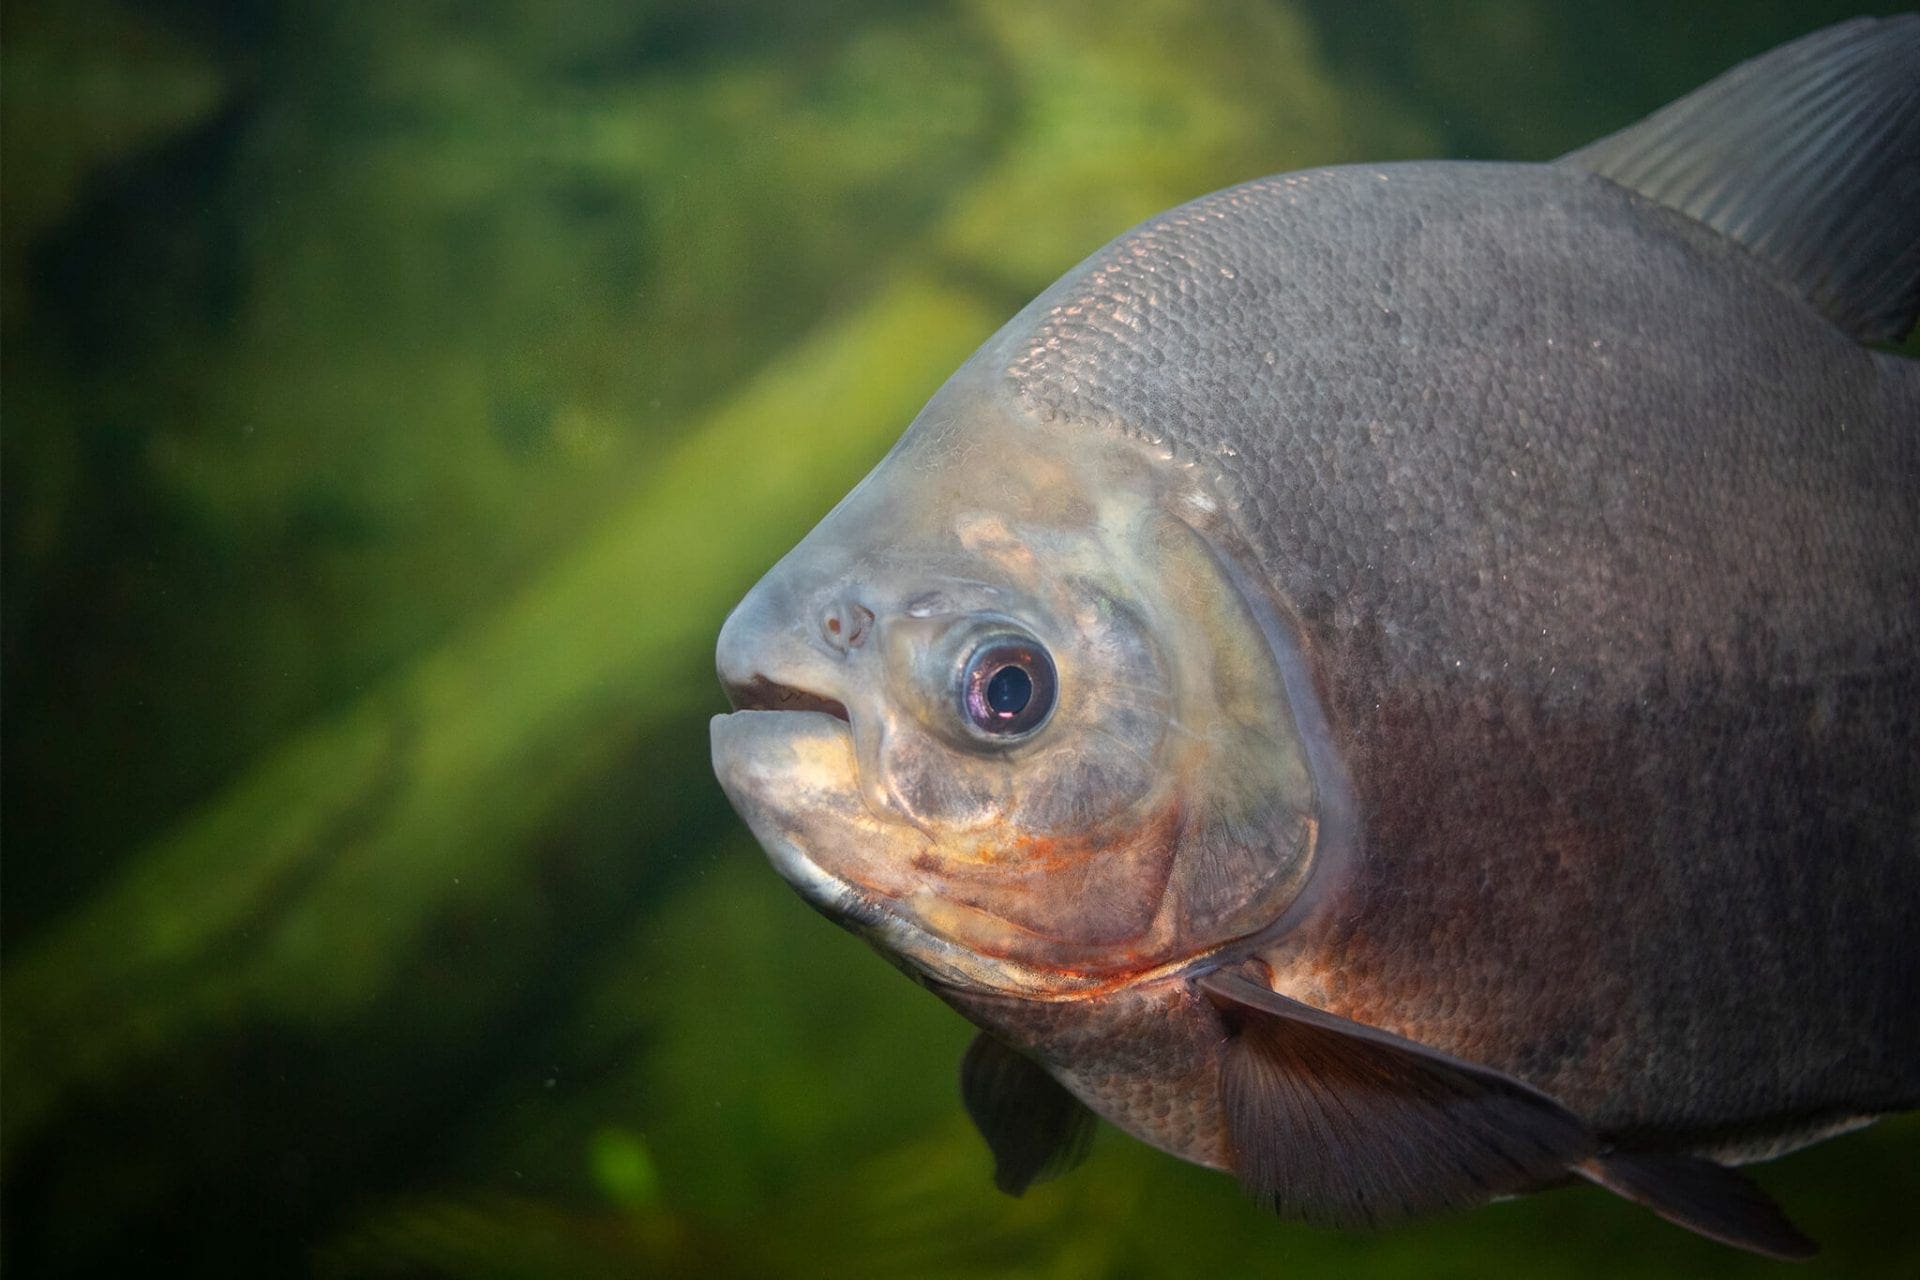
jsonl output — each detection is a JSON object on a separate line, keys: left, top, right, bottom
{"left": 1578, "top": 1151, "right": 1818, "bottom": 1261}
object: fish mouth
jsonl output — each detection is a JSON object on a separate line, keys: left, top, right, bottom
{"left": 710, "top": 669, "right": 860, "bottom": 903}
{"left": 706, "top": 707, "right": 976, "bottom": 984}
{"left": 709, "top": 661, "right": 861, "bottom": 893}
{"left": 721, "top": 673, "right": 851, "bottom": 722}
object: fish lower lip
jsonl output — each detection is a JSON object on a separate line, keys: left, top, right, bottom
{"left": 770, "top": 856, "right": 989, "bottom": 990}
{"left": 721, "top": 673, "right": 851, "bottom": 722}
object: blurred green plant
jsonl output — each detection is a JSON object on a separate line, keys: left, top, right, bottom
{"left": 587, "top": 1129, "right": 660, "bottom": 1212}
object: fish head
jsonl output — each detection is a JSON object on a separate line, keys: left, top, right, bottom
{"left": 711, "top": 348, "right": 1335, "bottom": 999}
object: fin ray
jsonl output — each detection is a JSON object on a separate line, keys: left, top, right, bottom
{"left": 1562, "top": 16, "right": 1920, "bottom": 342}
{"left": 958, "top": 1032, "right": 1097, "bottom": 1196}
{"left": 1578, "top": 1152, "right": 1818, "bottom": 1260}
{"left": 1199, "top": 968, "right": 1594, "bottom": 1228}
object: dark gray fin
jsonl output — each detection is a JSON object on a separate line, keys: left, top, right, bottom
{"left": 1198, "top": 968, "right": 1595, "bottom": 1227}
{"left": 1561, "top": 16, "right": 1920, "bottom": 343}
{"left": 958, "top": 1032, "right": 1097, "bottom": 1196}
{"left": 1577, "top": 1152, "right": 1817, "bottom": 1261}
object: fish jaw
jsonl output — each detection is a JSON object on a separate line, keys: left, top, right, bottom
{"left": 709, "top": 709, "right": 865, "bottom": 915}
{"left": 710, "top": 707, "right": 1158, "bottom": 996}
{"left": 709, "top": 707, "right": 971, "bottom": 987}
{"left": 710, "top": 708, "right": 983, "bottom": 988}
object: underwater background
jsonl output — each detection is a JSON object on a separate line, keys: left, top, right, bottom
{"left": 3, "top": 1, "right": 1916, "bottom": 1275}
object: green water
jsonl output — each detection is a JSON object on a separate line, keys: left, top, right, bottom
{"left": 2, "top": 1, "right": 1913, "bottom": 1275}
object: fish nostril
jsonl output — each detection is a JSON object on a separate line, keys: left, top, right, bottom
{"left": 822, "top": 600, "right": 875, "bottom": 652}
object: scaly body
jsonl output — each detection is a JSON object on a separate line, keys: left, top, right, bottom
{"left": 712, "top": 18, "right": 1920, "bottom": 1256}
{"left": 995, "top": 159, "right": 1919, "bottom": 1157}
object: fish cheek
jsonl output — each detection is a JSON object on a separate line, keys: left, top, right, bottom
{"left": 931, "top": 812, "right": 1182, "bottom": 954}
{"left": 878, "top": 732, "right": 1010, "bottom": 834}
{"left": 990, "top": 748, "right": 1179, "bottom": 946}
{"left": 880, "top": 731, "right": 1179, "bottom": 952}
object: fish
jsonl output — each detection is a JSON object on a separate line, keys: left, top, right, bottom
{"left": 710, "top": 17, "right": 1920, "bottom": 1258}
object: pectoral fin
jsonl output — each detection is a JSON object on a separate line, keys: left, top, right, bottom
{"left": 959, "top": 1032, "right": 1097, "bottom": 1195}
{"left": 1578, "top": 1152, "right": 1817, "bottom": 1260}
{"left": 1199, "top": 968, "right": 1821, "bottom": 1257}
{"left": 1198, "top": 968, "right": 1595, "bottom": 1227}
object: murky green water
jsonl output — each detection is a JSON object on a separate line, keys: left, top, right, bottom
{"left": 3, "top": 2, "right": 1914, "bottom": 1275}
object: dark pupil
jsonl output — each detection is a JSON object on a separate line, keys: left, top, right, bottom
{"left": 985, "top": 664, "right": 1032, "bottom": 717}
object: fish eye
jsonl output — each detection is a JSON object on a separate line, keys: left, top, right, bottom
{"left": 959, "top": 635, "right": 1057, "bottom": 740}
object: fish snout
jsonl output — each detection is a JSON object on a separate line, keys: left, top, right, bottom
{"left": 716, "top": 574, "right": 859, "bottom": 722}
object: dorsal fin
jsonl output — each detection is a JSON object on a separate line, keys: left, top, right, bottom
{"left": 1561, "top": 16, "right": 1920, "bottom": 344}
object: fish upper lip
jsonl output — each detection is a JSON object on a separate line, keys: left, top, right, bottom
{"left": 721, "top": 673, "right": 851, "bottom": 723}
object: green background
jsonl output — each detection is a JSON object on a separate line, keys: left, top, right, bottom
{"left": 3, "top": 1, "right": 1914, "bottom": 1275}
